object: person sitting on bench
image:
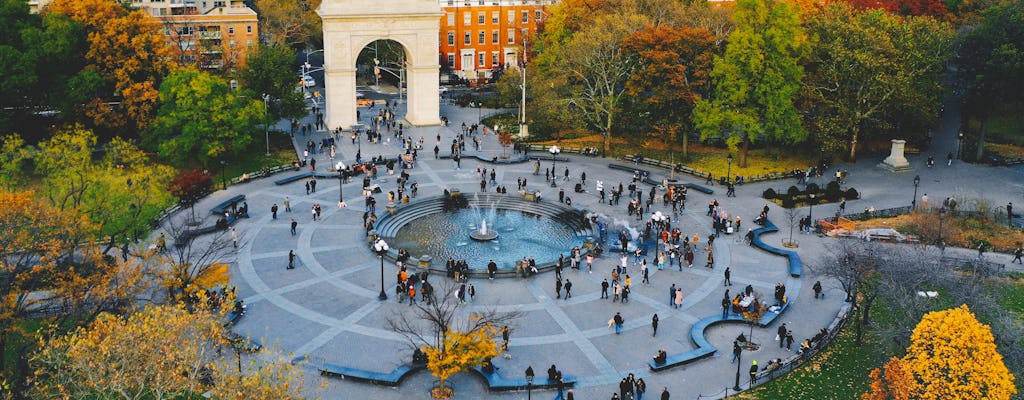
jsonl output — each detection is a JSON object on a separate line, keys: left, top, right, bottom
{"left": 547, "top": 364, "right": 558, "bottom": 382}
{"left": 653, "top": 349, "right": 667, "bottom": 364}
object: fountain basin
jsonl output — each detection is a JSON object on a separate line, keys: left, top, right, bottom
{"left": 469, "top": 229, "right": 498, "bottom": 241}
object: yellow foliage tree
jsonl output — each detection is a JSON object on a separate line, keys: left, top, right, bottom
{"left": 863, "top": 357, "right": 913, "bottom": 400}
{"left": 31, "top": 298, "right": 309, "bottom": 399}
{"left": 422, "top": 322, "right": 500, "bottom": 394}
{"left": 865, "top": 305, "right": 1017, "bottom": 400}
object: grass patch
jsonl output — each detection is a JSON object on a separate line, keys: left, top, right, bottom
{"left": 206, "top": 131, "right": 297, "bottom": 181}
{"left": 997, "top": 278, "right": 1024, "bottom": 316}
{"left": 743, "top": 321, "right": 884, "bottom": 400}
{"left": 853, "top": 211, "right": 1024, "bottom": 252}
{"left": 531, "top": 134, "right": 815, "bottom": 179}
{"left": 985, "top": 143, "right": 1024, "bottom": 159}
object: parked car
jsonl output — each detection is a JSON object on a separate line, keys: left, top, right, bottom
{"left": 302, "top": 75, "right": 316, "bottom": 88}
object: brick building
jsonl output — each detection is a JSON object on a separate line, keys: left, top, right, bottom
{"left": 438, "top": 0, "right": 555, "bottom": 80}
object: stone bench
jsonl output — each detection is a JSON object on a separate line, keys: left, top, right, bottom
{"left": 274, "top": 172, "right": 314, "bottom": 185}
{"left": 319, "top": 362, "right": 425, "bottom": 386}
{"left": 210, "top": 194, "right": 245, "bottom": 215}
{"left": 751, "top": 220, "right": 803, "bottom": 277}
{"left": 470, "top": 366, "right": 576, "bottom": 391}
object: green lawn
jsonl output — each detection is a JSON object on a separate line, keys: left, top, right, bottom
{"left": 209, "top": 131, "right": 297, "bottom": 181}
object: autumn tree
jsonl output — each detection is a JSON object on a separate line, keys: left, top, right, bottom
{"left": 693, "top": 0, "right": 807, "bottom": 167}
{"left": 844, "top": 0, "right": 948, "bottom": 17}
{"left": 255, "top": 0, "right": 323, "bottom": 46}
{"left": 0, "top": 190, "right": 148, "bottom": 397}
{"left": 169, "top": 169, "right": 214, "bottom": 223}
{"left": 30, "top": 299, "right": 309, "bottom": 399}
{"left": 863, "top": 357, "right": 913, "bottom": 400}
{"left": 423, "top": 322, "right": 501, "bottom": 397}
{"left": 44, "top": 0, "right": 176, "bottom": 133}
{"left": 803, "top": 4, "right": 952, "bottom": 160}
{"left": 0, "top": 134, "right": 30, "bottom": 190}
{"left": 145, "top": 68, "right": 266, "bottom": 166}
{"left": 160, "top": 215, "right": 237, "bottom": 301}
{"left": 623, "top": 25, "right": 717, "bottom": 158}
{"left": 895, "top": 305, "right": 1016, "bottom": 399}
{"left": 34, "top": 126, "right": 176, "bottom": 254}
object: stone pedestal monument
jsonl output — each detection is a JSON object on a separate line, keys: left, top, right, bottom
{"left": 878, "top": 139, "right": 913, "bottom": 172}
{"left": 318, "top": 0, "right": 443, "bottom": 130}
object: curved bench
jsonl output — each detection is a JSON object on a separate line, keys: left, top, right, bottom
{"left": 319, "top": 362, "right": 425, "bottom": 386}
{"left": 751, "top": 220, "right": 803, "bottom": 277}
{"left": 470, "top": 367, "right": 576, "bottom": 391}
{"left": 441, "top": 152, "right": 571, "bottom": 164}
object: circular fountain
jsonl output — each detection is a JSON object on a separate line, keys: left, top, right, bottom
{"left": 373, "top": 193, "right": 593, "bottom": 272}
{"left": 468, "top": 220, "right": 498, "bottom": 241}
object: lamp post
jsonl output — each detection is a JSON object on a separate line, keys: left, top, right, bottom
{"left": 549, "top": 146, "right": 560, "bottom": 187}
{"left": 338, "top": 165, "right": 347, "bottom": 208}
{"left": 374, "top": 238, "right": 389, "bottom": 300}
{"left": 262, "top": 93, "right": 271, "bottom": 156}
{"left": 808, "top": 193, "right": 816, "bottom": 230}
{"left": 525, "top": 366, "right": 535, "bottom": 400}
{"left": 938, "top": 206, "right": 946, "bottom": 249}
{"left": 957, "top": 131, "right": 964, "bottom": 159}
{"left": 911, "top": 175, "right": 921, "bottom": 210}
{"left": 727, "top": 153, "right": 734, "bottom": 184}
{"left": 219, "top": 160, "right": 227, "bottom": 190}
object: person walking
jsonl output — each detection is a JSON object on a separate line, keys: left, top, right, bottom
{"left": 731, "top": 340, "right": 742, "bottom": 363}
{"left": 271, "top": 203, "right": 279, "bottom": 219}
{"left": 778, "top": 323, "right": 788, "bottom": 348}
{"left": 722, "top": 296, "right": 731, "bottom": 318}
{"left": 674, "top": 288, "right": 683, "bottom": 309}
{"left": 668, "top": 284, "right": 676, "bottom": 306}
{"left": 651, "top": 314, "right": 659, "bottom": 337}
{"left": 1014, "top": 245, "right": 1023, "bottom": 264}
{"left": 613, "top": 312, "right": 624, "bottom": 334}
{"left": 724, "top": 266, "right": 732, "bottom": 286}
{"left": 290, "top": 219, "right": 298, "bottom": 236}
{"left": 231, "top": 228, "right": 238, "bottom": 248}
{"left": 813, "top": 281, "right": 823, "bottom": 299}
{"left": 501, "top": 326, "right": 510, "bottom": 351}
{"left": 749, "top": 360, "right": 759, "bottom": 384}
{"left": 635, "top": 378, "right": 647, "bottom": 400}
{"left": 555, "top": 277, "right": 563, "bottom": 299}
{"left": 660, "top": 387, "right": 670, "bottom": 400}
{"left": 287, "top": 250, "right": 296, "bottom": 269}
{"left": 601, "top": 278, "right": 610, "bottom": 299}
{"left": 284, "top": 196, "right": 291, "bottom": 212}
{"left": 564, "top": 279, "right": 573, "bottom": 299}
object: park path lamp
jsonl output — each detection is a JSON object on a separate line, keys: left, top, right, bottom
{"left": 374, "top": 238, "right": 389, "bottom": 300}
{"left": 338, "top": 164, "right": 347, "bottom": 208}
{"left": 525, "top": 366, "right": 535, "bottom": 400}
{"left": 808, "top": 193, "right": 816, "bottom": 230}
{"left": 549, "top": 146, "right": 560, "bottom": 187}
{"left": 262, "top": 93, "right": 271, "bottom": 156}
{"left": 727, "top": 153, "right": 734, "bottom": 184}
{"left": 219, "top": 160, "right": 227, "bottom": 190}
{"left": 912, "top": 175, "right": 921, "bottom": 210}
{"left": 733, "top": 345, "right": 743, "bottom": 392}
{"left": 938, "top": 206, "right": 947, "bottom": 249}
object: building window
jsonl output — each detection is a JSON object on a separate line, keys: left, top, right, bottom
{"left": 177, "top": 26, "right": 194, "bottom": 35}
{"left": 492, "top": 11, "right": 498, "bottom": 23}
{"left": 491, "top": 51, "right": 499, "bottom": 66}
{"left": 522, "top": 11, "right": 528, "bottom": 23}
{"left": 492, "top": 30, "right": 498, "bottom": 44}
{"left": 479, "top": 52, "right": 485, "bottom": 66}
{"left": 535, "top": 10, "right": 542, "bottom": 22}
{"left": 464, "top": 32, "right": 471, "bottom": 45}
{"left": 478, "top": 12, "right": 485, "bottom": 24}
{"left": 447, "top": 13, "right": 455, "bottom": 26}
{"left": 478, "top": 31, "right": 485, "bottom": 44}
{"left": 447, "top": 32, "right": 455, "bottom": 46}
{"left": 213, "top": 0, "right": 225, "bottom": 6}
{"left": 508, "top": 29, "right": 515, "bottom": 43}
{"left": 229, "top": 39, "right": 236, "bottom": 48}
{"left": 464, "top": 13, "right": 470, "bottom": 26}
{"left": 447, "top": 53, "right": 455, "bottom": 67}
{"left": 247, "top": 39, "right": 253, "bottom": 47}
{"left": 478, "top": 0, "right": 484, "bottom": 4}
{"left": 247, "top": 25, "right": 252, "bottom": 33}
{"left": 228, "top": 26, "right": 234, "bottom": 34}
{"left": 508, "top": 10, "right": 515, "bottom": 23}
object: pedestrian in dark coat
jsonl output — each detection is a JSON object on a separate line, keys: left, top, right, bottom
{"left": 651, "top": 314, "right": 659, "bottom": 337}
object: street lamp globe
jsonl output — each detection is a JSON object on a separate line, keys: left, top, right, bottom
{"left": 374, "top": 238, "right": 389, "bottom": 300}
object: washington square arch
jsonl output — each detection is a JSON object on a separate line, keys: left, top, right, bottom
{"left": 318, "top": 0, "right": 443, "bottom": 129}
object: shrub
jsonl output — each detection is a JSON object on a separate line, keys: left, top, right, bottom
{"left": 787, "top": 185, "right": 801, "bottom": 197}
{"left": 763, "top": 188, "right": 777, "bottom": 199}
{"left": 845, "top": 188, "right": 859, "bottom": 199}
{"left": 825, "top": 181, "right": 842, "bottom": 201}
{"left": 782, "top": 197, "right": 796, "bottom": 209}
{"left": 805, "top": 183, "right": 820, "bottom": 194}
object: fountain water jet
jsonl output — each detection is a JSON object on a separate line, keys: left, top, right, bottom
{"left": 470, "top": 218, "right": 498, "bottom": 241}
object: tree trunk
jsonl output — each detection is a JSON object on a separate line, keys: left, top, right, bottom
{"left": 848, "top": 126, "right": 860, "bottom": 161}
{"left": 975, "top": 119, "right": 987, "bottom": 161}
{"left": 738, "top": 137, "right": 750, "bottom": 168}
{"left": 852, "top": 294, "right": 864, "bottom": 346}
{"left": 861, "top": 294, "right": 875, "bottom": 328}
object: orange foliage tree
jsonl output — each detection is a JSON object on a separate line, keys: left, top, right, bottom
{"left": 44, "top": 0, "right": 175, "bottom": 132}
{"left": 422, "top": 321, "right": 501, "bottom": 397}
{"left": 863, "top": 305, "right": 1017, "bottom": 400}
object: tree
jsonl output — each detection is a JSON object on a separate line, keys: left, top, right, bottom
{"left": 146, "top": 68, "right": 266, "bottom": 166}
{"left": 239, "top": 44, "right": 307, "bottom": 122}
{"left": 45, "top": 0, "right": 175, "bottom": 133}
{"left": 863, "top": 357, "right": 913, "bottom": 400}
{"left": 160, "top": 215, "right": 238, "bottom": 301}
{"left": 422, "top": 322, "right": 501, "bottom": 397}
{"left": 30, "top": 299, "right": 309, "bottom": 400}
{"left": 958, "top": 0, "right": 1024, "bottom": 161}
{"left": 900, "top": 305, "right": 1017, "bottom": 399}
{"left": 0, "top": 134, "right": 30, "bottom": 190}
{"left": 622, "top": 25, "right": 717, "bottom": 158}
{"left": 34, "top": 126, "right": 176, "bottom": 254}
{"left": 169, "top": 169, "right": 214, "bottom": 223}
{"left": 803, "top": 4, "right": 952, "bottom": 160}
{"left": 844, "top": 0, "right": 948, "bottom": 17}
{"left": 693, "top": 0, "right": 807, "bottom": 168}
{"left": 254, "top": 0, "right": 322, "bottom": 47}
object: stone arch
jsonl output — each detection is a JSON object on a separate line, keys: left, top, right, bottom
{"left": 318, "top": 0, "right": 443, "bottom": 129}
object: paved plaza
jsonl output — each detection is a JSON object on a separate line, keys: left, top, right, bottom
{"left": 179, "top": 88, "right": 1024, "bottom": 399}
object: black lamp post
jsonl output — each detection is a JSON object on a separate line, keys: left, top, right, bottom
{"left": 808, "top": 193, "right": 816, "bottom": 224}
{"left": 525, "top": 366, "right": 535, "bottom": 400}
{"left": 911, "top": 175, "right": 921, "bottom": 210}
{"left": 374, "top": 238, "right": 389, "bottom": 300}
{"left": 957, "top": 131, "right": 964, "bottom": 159}
{"left": 733, "top": 346, "right": 743, "bottom": 391}
{"left": 938, "top": 206, "right": 946, "bottom": 249}
{"left": 549, "top": 146, "right": 560, "bottom": 188}
{"left": 727, "top": 153, "right": 734, "bottom": 184}
{"left": 338, "top": 167, "right": 347, "bottom": 208}
{"left": 219, "top": 160, "right": 227, "bottom": 190}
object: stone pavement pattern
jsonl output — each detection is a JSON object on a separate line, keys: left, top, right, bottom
{"left": 183, "top": 88, "right": 1024, "bottom": 400}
